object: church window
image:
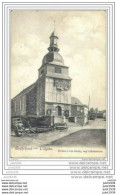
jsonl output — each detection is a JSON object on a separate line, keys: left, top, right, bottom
{"left": 55, "top": 66, "right": 61, "bottom": 73}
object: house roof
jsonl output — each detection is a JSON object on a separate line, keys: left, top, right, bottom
{"left": 12, "top": 82, "right": 36, "bottom": 100}
{"left": 71, "top": 97, "right": 83, "bottom": 105}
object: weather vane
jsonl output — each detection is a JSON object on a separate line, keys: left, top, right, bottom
{"left": 54, "top": 20, "right": 55, "bottom": 32}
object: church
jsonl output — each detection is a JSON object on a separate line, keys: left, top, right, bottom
{"left": 11, "top": 29, "right": 88, "bottom": 124}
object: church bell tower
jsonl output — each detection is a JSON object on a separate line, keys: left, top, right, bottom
{"left": 37, "top": 26, "right": 72, "bottom": 118}
{"left": 48, "top": 31, "right": 59, "bottom": 52}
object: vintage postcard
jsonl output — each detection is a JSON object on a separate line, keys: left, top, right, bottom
{"left": 1, "top": 2, "right": 116, "bottom": 194}
{"left": 10, "top": 10, "right": 106, "bottom": 158}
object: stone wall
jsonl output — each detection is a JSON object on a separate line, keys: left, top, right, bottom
{"left": 45, "top": 77, "right": 71, "bottom": 104}
{"left": 71, "top": 105, "right": 78, "bottom": 117}
{"left": 37, "top": 77, "right": 45, "bottom": 116}
{"left": 11, "top": 95, "right": 26, "bottom": 117}
{"left": 26, "top": 85, "right": 37, "bottom": 116}
{"left": 47, "top": 64, "right": 68, "bottom": 75}
{"left": 45, "top": 103, "right": 71, "bottom": 117}
{"left": 71, "top": 105, "right": 88, "bottom": 118}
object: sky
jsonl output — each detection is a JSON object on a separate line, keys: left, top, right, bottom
{"left": 11, "top": 10, "right": 106, "bottom": 110}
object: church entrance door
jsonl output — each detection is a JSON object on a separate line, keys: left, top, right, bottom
{"left": 55, "top": 106, "right": 62, "bottom": 116}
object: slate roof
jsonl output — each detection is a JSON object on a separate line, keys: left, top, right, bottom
{"left": 12, "top": 82, "right": 36, "bottom": 100}
{"left": 71, "top": 97, "right": 83, "bottom": 105}
{"left": 42, "top": 52, "right": 65, "bottom": 67}
{"left": 50, "top": 31, "right": 58, "bottom": 37}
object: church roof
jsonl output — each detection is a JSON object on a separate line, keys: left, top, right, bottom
{"left": 12, "top": 82, "right": 36, "bottom": 100}
{"left": 71, "top": 97, "right": 83, "bottom": 105}
{"left": 50, "top": 31, "right": 58, "bottom": 37}
{"left": 42, "top": 52, "right": 64, "bottom": 67}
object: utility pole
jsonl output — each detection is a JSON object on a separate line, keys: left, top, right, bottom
{"left": 88, "top": 95, "right": 90, "bottom": 111}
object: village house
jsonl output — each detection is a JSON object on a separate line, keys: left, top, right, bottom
{"left": 71, "top": 97, "right": 88, "bottom": 125}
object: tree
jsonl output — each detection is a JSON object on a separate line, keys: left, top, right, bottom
{"left": 95, "top": 108, "right": 98, "bottom": 113}
{"left": 90, "top": 108, "right": 95, "bottom": 113}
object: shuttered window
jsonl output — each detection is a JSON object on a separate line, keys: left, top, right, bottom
{"left": 55, "top": 66, "right": 61, "bottom": 73}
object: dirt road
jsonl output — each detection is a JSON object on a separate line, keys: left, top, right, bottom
{"left": 11, "top": 119, "right": 106, "bottom": 148}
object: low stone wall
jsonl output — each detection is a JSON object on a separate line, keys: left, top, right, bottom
{"left": 54, "top": 116, "right": 66, "bottom": 124}
{"left": 68, "top": 116, "right": 88, "bottom": 125}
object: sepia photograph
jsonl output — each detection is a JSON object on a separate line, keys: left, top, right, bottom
{"left": 10, "top": 10, "right": 106, "bottom": 158}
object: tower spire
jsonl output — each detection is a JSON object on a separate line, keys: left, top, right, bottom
{"left": 48, "top": 21, "right": 59, "bottom": 52}
{"left": 54, "top": 20, "right": 55, "bottom": 32}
